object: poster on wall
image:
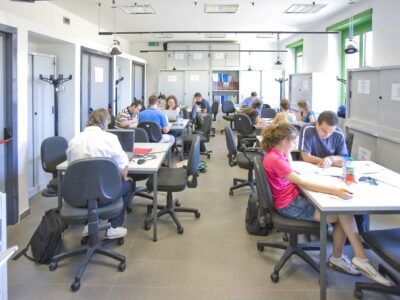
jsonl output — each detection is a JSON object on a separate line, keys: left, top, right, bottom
{"left": 174, "top": 53, "right": 185, "bottom": 60}
{"left": 193, "top": 53, "right": 203, "bottom": 60}
{"left": 357, "top": 79, "right": 370, "bottom": 95}
{"left": 94, "top": 67, "right": 104, "bottom": 83}
{"left": 214, "top": 52, "right": 224, "bottom": 60}
{"left": 391, "top": 83, "right": 400, "bottom": 101}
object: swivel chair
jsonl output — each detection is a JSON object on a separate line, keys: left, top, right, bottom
{"left": 253, "top": 156, "right": 320, "bottom": 283}
{"left": 346, "top": 132, "right": 354, "bottom": 156}
{"left": 261, "top": 108, "right": 277, "bottom": 118}
{"left": 234, "top": 113, "right": 256, "bottom": 150}
{"left": 144, "top": 135, "right": 201, "bottom": 234}
{"left": 183, "top": 113, "right": 213, "bottom": 159}
{"left": 40, "top": 136, "right": 68, "bottom": 197}
{"left": 210, "top": 100, "right": 219, "bottom": 136}
{"left": 221, "top": 100, "right": 236, "bottom": 132}
{"left": 137, "top": 121, "right": 162, "bottom": 143}
{"left": 48, "top": 158, "right": 126, "bottom": 292}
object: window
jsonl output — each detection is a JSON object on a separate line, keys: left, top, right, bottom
{"left": 363, "top": 31, "right": 373, "bottom": 67}
{"left": 286, "top": 39, "right": 303, "bottom": 73}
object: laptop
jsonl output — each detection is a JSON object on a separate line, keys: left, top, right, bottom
{"left": 107, "top": 129, "right": 135, "bottom": 159}
{"left": 162, "top": 110, "right": 178, "bottom": 122}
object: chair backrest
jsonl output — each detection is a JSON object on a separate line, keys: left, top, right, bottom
{"left": 62, "top": 158, "right": 122, "bottom": 207}
{"left": 221, "top": 100, "right": 235, "bottom": 114}
{"left": 261, "top": 108, "right": 277, "bottom": 118}
{"left": 181, "top": 107, "right": 188, "bottom": 119}
{"left": 137, "top": 121, "right": 162, "bottom": 143}
{"left": 41, "top": 136, "right": 68, "bottom": 174}
{"left": 108, "top": 113, "right": 116, "bottom": 129}
{"left": 211, "top": 100, "right": 219, "bottom": 119}
{"left": 224, "top": 126, "right": 237, "bottom": 166}
{"left": 200, "top": 113, "right": 213, "bottom": 138}
{"left": 345, "top": 132, "right": 354, "bottom": 156}
{"left": 107, "top": 129, "right": 135, "bottom": 152}
{"left": 134, "top": 127, "right": 149, "bottom": 143}
{"left": 253, "top": 156, "right": 275, "bottom": 213}
{"left": 234, "top": 113, "right": 255, "bottom": 136}
{"left": 186, "top": 135, "right": 200, "bottom": 188}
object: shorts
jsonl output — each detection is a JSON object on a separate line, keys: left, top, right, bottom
{"left": 277, "top": 194, "right": 316, "bottom": 222}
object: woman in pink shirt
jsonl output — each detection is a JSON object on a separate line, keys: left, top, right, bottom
{"left": 261, "top": 124, "right": 390, "bottom": 286}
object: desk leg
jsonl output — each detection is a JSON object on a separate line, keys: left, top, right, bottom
{"left": 152, "top": 172, "right": 158, "bottom": 242}
{"left": 320, "top": 212, "right": 327, "bottom": 300}
{"left": 57, "top": 170, "right": 62, "bottom": 209}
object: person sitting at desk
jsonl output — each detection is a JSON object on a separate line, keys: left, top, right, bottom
{"left": 243, "top": 107, "right": 267, "bottom": 127}
{"left": 261, "top": 124, "right": 390, "bottom": 286}
{"left": 297, "top": 100, "right": 315, "bottom": 125}
{"left": 165, "top": 95, "right": 182, "bottom": 118}
{"left": 66, "top": 108, "right": 135, "bottom": 239}
{"left": 241, "top": 91, "right": 261, "bottom": 108}
{"left": 115, "top": 100, "right": 142, "bottom": 129}
{"left": 157, "top": 93, "right": 166, "bottom": 110}
{"left": 191, "top": 92, "right": 211, "bottom": 130}
{"left": 272, "top": 98, "right": 297, "bottom": 125}
{"left": 251, "top": 100, "right": 263, "bottom": 117}
{"left": 139, "top": 95, "right": 175, "bottom": 146}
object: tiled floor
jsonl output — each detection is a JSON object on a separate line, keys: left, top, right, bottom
{"left": 7, "top": 120, "right": 400, "bottom": 300}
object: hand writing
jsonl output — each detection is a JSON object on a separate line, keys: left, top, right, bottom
{"left": 335, "top": 187, "right": 353, "bottom": 200}
{"left": 319, "top": 157, "right": 333, "bottom": 169}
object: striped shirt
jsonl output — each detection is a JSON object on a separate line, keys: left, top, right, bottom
{"left": 115, "top": 107, "right": 138, "bottom": 129}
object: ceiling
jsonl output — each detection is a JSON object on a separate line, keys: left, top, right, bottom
{"left": 53, "top": 0, "right": 359, "bottom": 42}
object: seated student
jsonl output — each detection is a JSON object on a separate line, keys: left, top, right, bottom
{"left": 115, "top": 100, "right": 142, "bottom": 129}
{"left": 165, "top": 95, "right": 181, "bottom": 117}
{"left": 191, "top": 92, "right": 211, "bottom": 130}
{"left": 243, "top": 107, "right": 267, "bottom": 127}
{"left": 261, "top": 124, "right": 390, "bottom": 286}
{"left": 297, "top": 100, "right": 315, "bottom": 125}
{"left": 66, "top": 108, "right": 135, "bottom": 239}
{"left": 139, "top": 95, "right": 175, "bottom": 146}
{"left": 272, "top": 98, "right": 297, "bottom": 125}
{"left": 241, "top": 91, "right": 261, "bottom": 108}
{"left": 157, "top": 93, "right": 166, "bottom": 110}
{"left": 251, "top": 100, "right": 263, "bottom": 117}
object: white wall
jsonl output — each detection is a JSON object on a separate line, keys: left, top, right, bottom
{"left": 116, "top": 56, "right": 132, "bottom": 112}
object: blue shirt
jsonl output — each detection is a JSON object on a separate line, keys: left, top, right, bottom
{"left": 299, "top": 122, "right": 348, "bottom": 157}
{"left": 301, "top": 111, "right": 316, "bottom": 123}
{"left": 139, "top": 108, "right": 167, "bottom": 129}
{"left": 241, "top": 97, "right": 262, "bottom": 108}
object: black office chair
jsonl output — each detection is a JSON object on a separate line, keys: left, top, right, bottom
{"left": 253, "top": 156, "right": 320, "bottom": 283}
{"left": 137, "top": 121, "right": 162, "bottom": 143}
{"left": 183, "top": 113, "right": 213, "bottom": 159}
{"left": 221, "top": 100, "right": 236, "bottom": 132}
{"left": 354, "top": 228, "right": 400, "bottom": 299}
{"left": 225, "top": 126, "right": 259, "bottom": 195}
{"left": 40, "top": 136, "right": 68, "bottom": 197}
{"left": 234, "top": 113, "right": 256, "bottom": 150}
{"left": 107, "top": 129, "right": 135, "bottom": 152}
{"left": 144, "top": 135, "right": 201, "bottom": 234}
{"left": 261, "top": 108, "right": 277, "bottom": 118}
{"left": 210, "top": 100, "right": 219, "bottom": 136}
{"left": 48, "top": 158, "right": 126, "bottom": 292}
{"left": 346, "top": 132, "right": 354, "bottom": 156}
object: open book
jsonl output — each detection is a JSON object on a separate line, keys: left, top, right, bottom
{"left": 290, "top": 161, "right": 343, "bottom": 177}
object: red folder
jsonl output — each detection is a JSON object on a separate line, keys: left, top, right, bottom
{"left": 133, "top": 148, "right": 152, "bottom": 155}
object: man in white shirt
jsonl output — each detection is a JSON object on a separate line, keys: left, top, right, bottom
{"left": 66, "top": 108, "right": 135, "bottom": 239}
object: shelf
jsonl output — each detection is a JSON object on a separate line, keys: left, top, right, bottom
{"left": 212, "top": 90, "right": 239, "bottom": 92}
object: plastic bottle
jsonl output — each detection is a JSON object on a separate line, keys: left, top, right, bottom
{"left": 342, "top": 154, "right": 349, "bottom": 180}
{"left": 344, "top": 156, "right": 356, "bottom": 183}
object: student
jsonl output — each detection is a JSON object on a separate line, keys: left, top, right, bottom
{"left": 272, "top": 99, "right": 297, "bottom": 125}
{"left": 114, "top": 100, "right": 142, "bottom": 129}
{"left": 251, "top": 100, "right": 263, "bottom": 117}
{"left": 241, "top": 91, "right": 260, "bottom": 108}
{"left": 66, "top": 108, "right": 135, "bottom": 239}
{"left": 191, "top": 92, "right": 211, "bottom": 130}
{"left": 157, "top": 93, "right": 167, "bottom": 110}
{"left": 165, "top": 95, "right": 181, "bottom": 117}
{"left": 243, "top": 107, "right": 267, "bottom": 127}
{"left": 139, "top": 95, "right": 175, "bottom": 146}
{"left": 297, "top": 100, "right": 315, "bottom": 125}
{"left": 261, "top": 124, "right": 390, "bottom": 286}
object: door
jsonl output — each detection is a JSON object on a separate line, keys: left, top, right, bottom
{"left": 184, "top": 71, "right": 210, "bottom": 108}
{"left": 261, "top": 70, "right": 282, "bottom": 108}
{"left": 28, "top": 54, "right": 56, "bottom": 197}
{"left": 0, "top": 33, "right": 5, "bottom": 193}
{"left": 289, "top": 73, "right": 312, "bottom": 109}
{"left": 158, "top": 70, "right": 185, "bottom": 104}
{"left": 132, "top": 63, "right": 144, "bottom": 101}
{"left": 81, "top": 51, "right": 112, "bottom": 129}
{"left": 240, "top": 71, "right": 261, "bottom": 103}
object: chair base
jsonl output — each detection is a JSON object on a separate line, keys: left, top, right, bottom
{"left": 354, "top": 264, "right": 400, "bottom": 299}
{"left": 49, "top": 238, "right": 125, "bottom": 292}
{"left": 229, "top": 177, "right": 255, "bottom": 195}
{"left": 41, "top": 186, "right": 58, "bottom": 198}
{"left": 257, "top": 233, "right": 320, "bottom": 283}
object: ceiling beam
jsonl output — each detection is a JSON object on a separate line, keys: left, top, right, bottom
{"left": 99, "top": 30, "right": 339, "bottom": 35}
{"left": 140, "top": 49, "right": 288, "bottom": 53}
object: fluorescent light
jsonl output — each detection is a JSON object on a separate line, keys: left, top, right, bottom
{"left": 204, "top": 4, "right": 239, "bottom": 14}
{"left": 205, "top": 33, "right": 227, "bottom": 38}
{"left": 285, "top": 3, "right": 327, "bottom": 14}
{"left": 256, "top": 34, "right": 274, "bottom": 38}
{"left": 153, "top": 33, "right": 174, "bottom": 38}
{"left": 119, "top": 4, "right": 156, "bottom": 14}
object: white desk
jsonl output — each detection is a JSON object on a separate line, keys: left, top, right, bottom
{"left": 254, "top": 118, "right": 274, "bottom": 130}
{"left": 170, "top": 119, "right": 189, "bottom": 132}
{"left": 299, "top": 161, "right": 400, "bottom": 300}
{"left": 56, "top": 142, "right": 170, "bottom": 242}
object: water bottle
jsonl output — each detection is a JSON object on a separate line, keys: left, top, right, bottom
{"left": 342, "top": 154, "right": 349, "bottom": 180}
{"left": 345, "top": 157, "right": 355, "bottom": 183}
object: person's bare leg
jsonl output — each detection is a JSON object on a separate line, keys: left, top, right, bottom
{"left": 314, "top": 210, "right": 345, "bottom": 257}
{"left": 337, "top": 215, "right": 367, "bottom": 259}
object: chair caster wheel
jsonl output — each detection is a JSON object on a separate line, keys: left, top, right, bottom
{"left": 118, "top": 238, "right": 124, "bottom": 245}
{"left": 177, "top": 227, "right": 184, "bottom": 234}
{"left": 257, "top": 244, "right": 264, "bottom": 252}
{"left": 270, "top": 272, "right": 279, "bottom": 283}
{"left": 174, "top": 199, "right": 181, "bottom": 207}
{"left": 146, "top": 207, "right": 152, "bottom": 215}
{"left": 194, "top": 211, "right": 201, "bottom": 218}
{"left": 118, "top": 262, "right": 126, "bottom": 272}
{"left": 71, "top": 280, "right": 81, "bottom": 292}
{"left": 81, "top": 236, "right": 88, "bottom": 245}
{"left": 354, "top": 290, "right": 363, "bottom": 299}
{"left": 229, "top": 190, "right": 233, "bottom": 196}
{"left": 282, "top": 233, "right": 289, "bottom": 242}
{"left": 144, "top": 223, "right": 151, "bottom": 231}
{"left": 233, "top": 180, "right": 237, "bottom": 186}
{"left": 49, "top": 262, "right": 58, "bottom": 271}
{"left": 126, "top": 206, "right": 132, "bottom": 214}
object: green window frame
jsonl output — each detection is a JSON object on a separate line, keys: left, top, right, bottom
{"left": 286, "top": 39, "right": 303, "bottom": 73}
{"left": 327, "top": 9, "right": 372, "bottom": 103}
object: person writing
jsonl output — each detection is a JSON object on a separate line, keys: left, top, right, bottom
{"left": 261, "top": 124, "right": 390, "bottom": 285}
{"left": 297, "top": 100, "right": 315, "bottom": 125}
{"left": 272, "top": 98, "right": 297, "bottom": 125}
{"left": 66, "top": 108, "right": 135, "bottom": 239}
{"left": 191, "top": 92, "right": 211, "bottom": 130}
{"left": 165, "top": 95, "right": 181, "bottom": 117}
{"left": 114, "top": 100, "right": 142, "bottom": 129}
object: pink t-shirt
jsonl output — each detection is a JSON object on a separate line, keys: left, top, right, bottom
{"left": 263, "top": 148, "right": 299, "bottom": 209}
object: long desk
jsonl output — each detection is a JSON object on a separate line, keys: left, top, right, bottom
{"left": 56, "top": 142, "right": 170, "bottom": 242}
{"left": 170, "top": 119, "right": 189, "bottom": 132}
{"left": 298, "top": 161, "right": 400, "bottom": 300}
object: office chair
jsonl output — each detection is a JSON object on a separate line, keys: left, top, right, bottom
{"left": 354, "top": 228, "right": 400, "bottom": 299}
{"left": 183, "top": 113, "right": 213, "bottom": 159}
{"left": 40, "top": 136, "right": 68, "bottom": 197}
{"left": 210, "top": 100, "right": 219, "bottom": 136}
{"left": 221, "top": 100, "right": 236, "bottom": 132}
{"left": 234, "top": 113, "right": 256, "bottom": 150}
{"left": 144, "top": 135, "right": 201, "bottom": 234}
{"left": 225, "top": 126, "right": 259, "bottom": 195}
{"left": 48, "top": 158, "right": 126, "bottom": 292}
{"left": 137, "top": 121, "right": 162, "bottom": 142}
{"left": 253, "top": 156, "right": 320, "bottom": 283}
{"left": 261, "top": 108, "right": 277, "bottom": 118}
{"left": 346, "top": 132, "right": 354, "bottom": 156}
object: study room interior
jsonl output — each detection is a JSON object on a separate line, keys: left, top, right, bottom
{"left": 1, "top": 0, "right": 400, "bottom": 299}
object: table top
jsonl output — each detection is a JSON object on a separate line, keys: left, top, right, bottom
{"left": 170, "top": 119, "right": 189, "bottom": 131}
{"left": 299, "top": 161, "right": 400, "bottom": 212}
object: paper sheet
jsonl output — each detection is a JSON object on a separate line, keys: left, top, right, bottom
{"left": 168, "top": 75, "right": 177, "bottom": 82}
{"left": 94, "top": 67, "right": 104, "bottom": 83}
{"left": 190, "top": 74, "right": 200, "bottom": 81}
{"left": 174, "top": 53, "right": 184, "bottom": 60}
{"left": 391, "top": 83, "right": 400, "bottom": 101}
{"left": 193, "top": 53, "right": 203, "bottom": 60}
{"left": 214, "top": 52, "right": 224, "bottom": 60}
{"left": 357, "top": 79, "right": 370, "bottom": 95}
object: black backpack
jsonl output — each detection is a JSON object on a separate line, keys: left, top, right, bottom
{"left": 245, "top": 192, "right": 273, "bottom": 236}
{"left": 13, "top": 208, "right": 67, "bottom": 264}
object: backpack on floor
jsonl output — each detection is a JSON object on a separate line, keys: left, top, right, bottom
{"left": 13, "top": 208, "right": 67, "bottom": 264}
{"left": 245, "top": 192, "right": 273, "bottom": 236}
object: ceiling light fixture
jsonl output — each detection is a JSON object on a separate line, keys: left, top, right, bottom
{"left": 119, "top": 3, "right": 156, "bottom": 14}
{"left": 275, "top": 34, "right": 282, "bottom": 65}
{"left": 345, "top": 1, "right": 358, "bottom": 54}
{"left": 109, "top": 1, "right": 122, "bottom": 56}
{"left": 256, "top": 34, "right": 274, "bottom": 39}
{"left": 204, "top": 4, "right": 239, "bottom": 14}
{"left": 285, "top": 2, "right": 327, "bottom": 14}
{"left": 205, "top": 33, "right": 227, "bottom": 38}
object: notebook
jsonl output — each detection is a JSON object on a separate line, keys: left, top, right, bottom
{"left": 107, "top": 129, "right": 135, "bottom": 155}
{"left": 162, "top": 110, "right": 178, "bottom": 122}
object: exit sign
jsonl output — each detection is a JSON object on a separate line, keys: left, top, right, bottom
{"left": 148, "top": 42, "right": 159, "bottom": 47}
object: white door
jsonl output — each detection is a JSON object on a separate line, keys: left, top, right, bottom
{"left": 132, "top": 64, "right": 144, "bottom": 100}
{"left": 289, "top": 73, "right": 312, "bottom": 109}
{"left": 239, "top": 71, "right": 261, "bottom": 103}
{"left": 261, "top": 70, "right": 283, "bottom": 109}
{"left": 158, "top": 71, "right": 185, "bottom": 104}
{"left": 184, "top": 71, "right": 210, "bottom": 108}
{"left": 28, "top": 54, "right": 56, "bottom": 197}
{"left": 0, "top": 34, "right": 5, "bottom": 193}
